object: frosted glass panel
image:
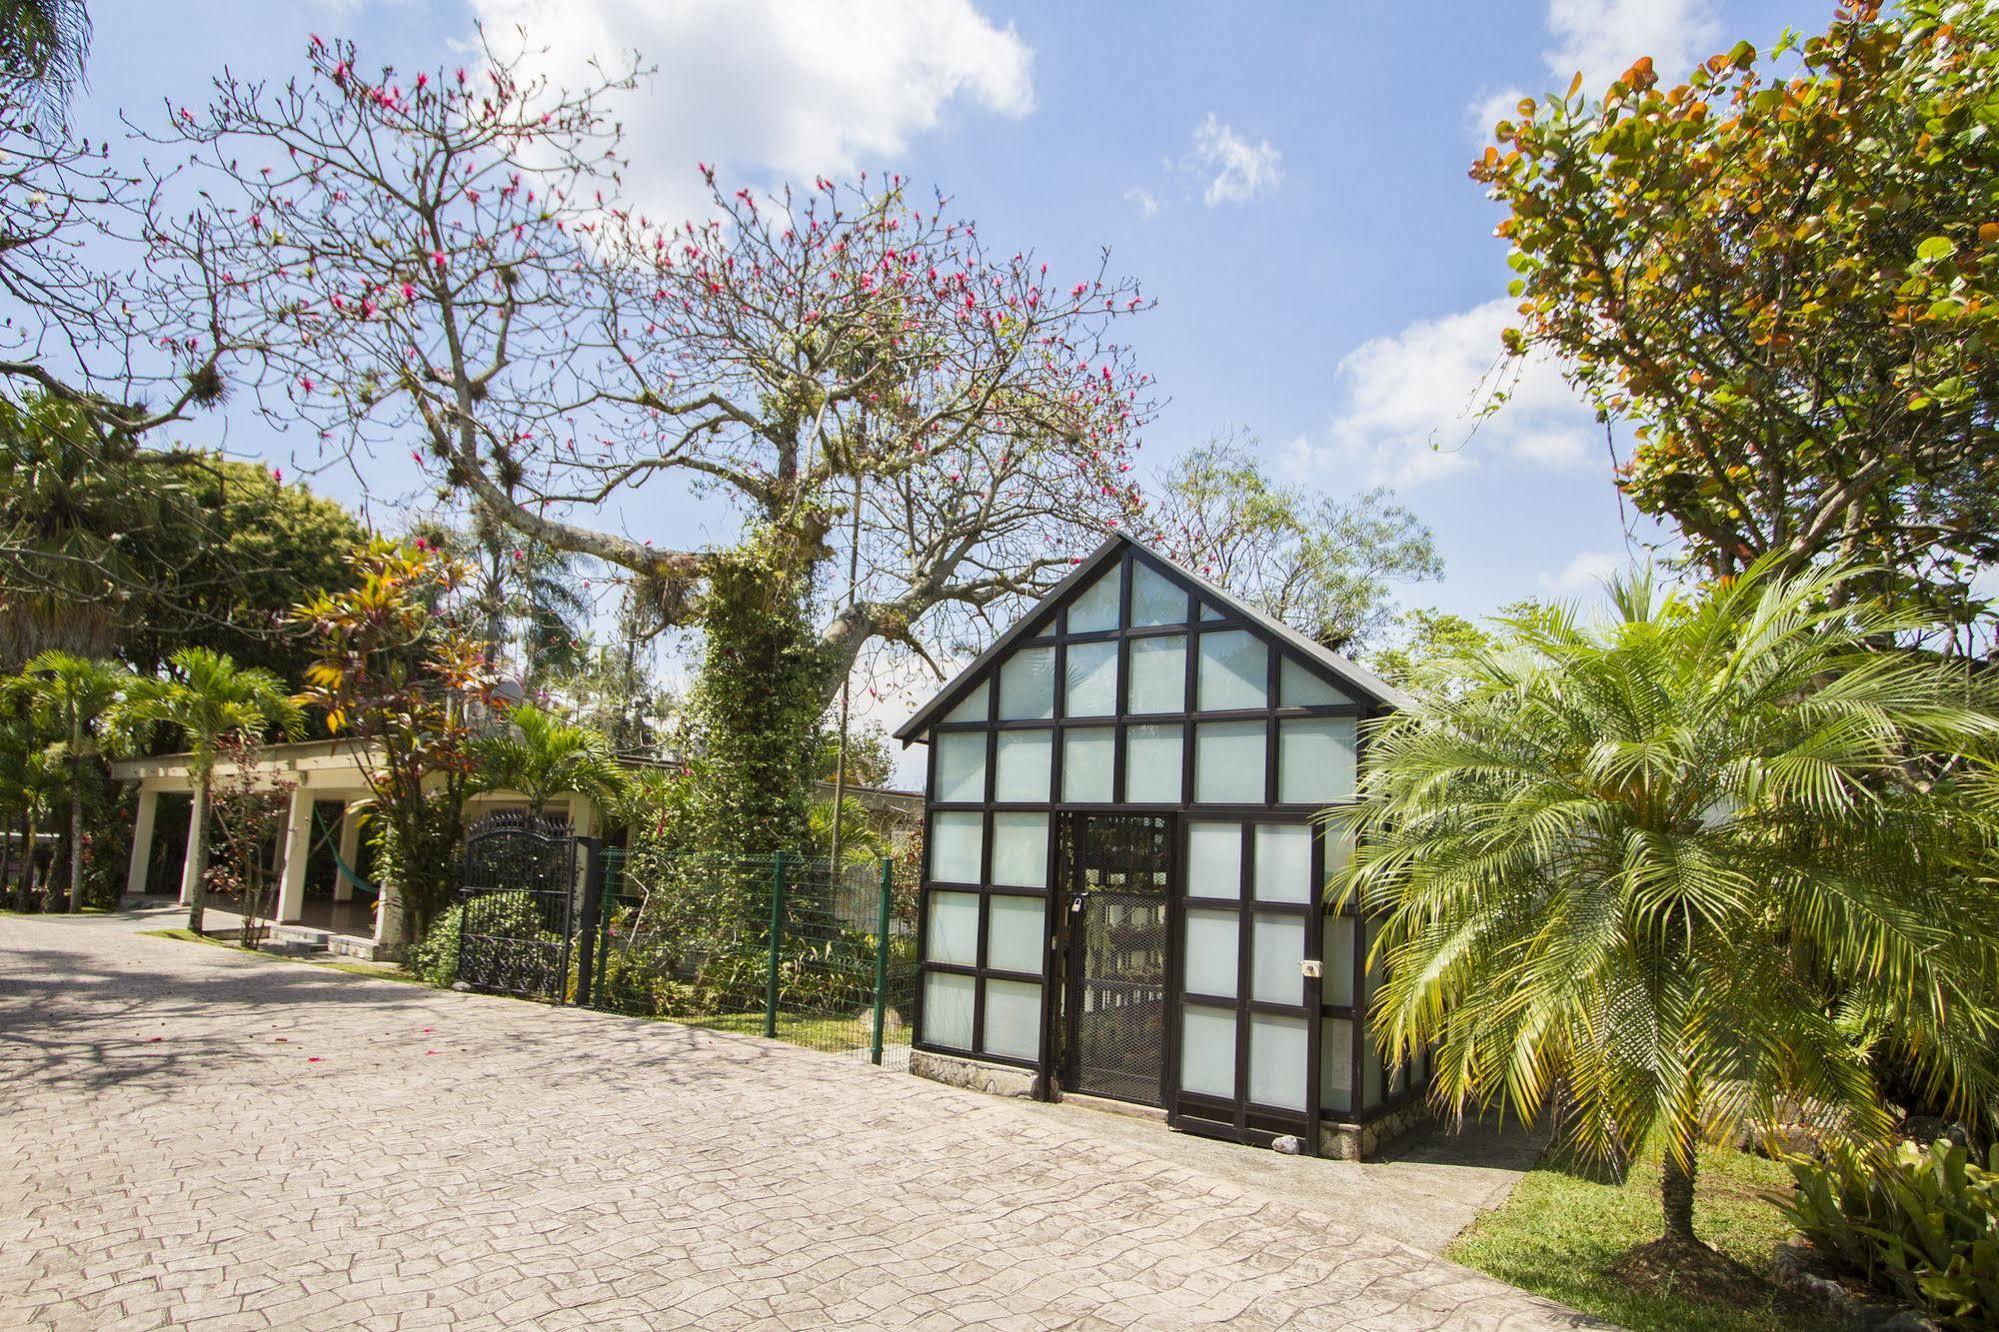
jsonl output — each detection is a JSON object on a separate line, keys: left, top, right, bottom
{"left": 987, "top": 894, "right": 1045, "bottom": 973}
{"left": 934, "top": 730, "right": 987, "bottom": 803}
{"left": 1067, "top": 568, "right": 1121, "bottom": 633}
{"left": 994, "top": 729, "right": 1053, "bottom": 802}
{"left": 1195, "top": 721, "right": 1264, "bottom": 804}
{"left": 1186, "top": 822, "right": 1241, "bottom": 899}
{"left": 930, "top": 812, "right": 982, "bottom": 882}
{"left": 983, "top": 978, "right": 1041, "bottom": 1060}
{"left": 1127, "top": 635, "right": 1186, "bottom": 713}
{"left": 923, "top": 972, "right": 975, "bottom": 1049}
{"left": 1253, "top": 824, "right": 1312, "bottom": 903}
{"left": 1198, "top": 630, "right": 1267, "bottom": 711}
{"left": 1322, "top": 913, "right": 1356, "bottom": 1006}
{"left": 1321, "top": 1018, "right": 1354, "bottom": 1113}
{"left": 1062, "top": 728, "right": 1114, "bottom": 802}
{"left": 1281, "top": 657, "right": 1350, "bottom": 707}
{"left": 1179, "top": 1004, "right": 1236, "bottom": 1098}
{"left": 997, "top": 647, "right": 1055, "bottom": 720}
{"left": 925, "top": 891, "right": 979, "bottom": 965}
{"left": 1279, "top": 718, "right": 1356, "bottom": 804}
{"left": 1365, "top": 1039, "right": 1384, "bottom": 1108}
{"left": 1130, "top": 562, "right": 1186, "bottom": 625}
{"left": 990, "top": 811, "right": 1048, "bottom": 887}
{"left": 1184, "top": 909, "right": 1239, "bottom": 997}
{"left": 1249, "top": 1014, "right": 1308, "bottom": 1112}
{"left": 1251, "top": 914, "right": 1305, "bottom": 1005}
{"left": 943, "top": 682, "right": 989, "bottom": 723}
{"left": 1064, "top": 641, "right": 1118, "bottom": 717}
{"left": 1123, "top": 725, "right": 1182, "bottom": 803}
{"left": 1199, "top": 600, "right": 1225, "bottom": 621}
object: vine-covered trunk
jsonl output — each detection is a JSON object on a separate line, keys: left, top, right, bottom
{"left": 687, "top": 553, "right": 831, "bottom": 864}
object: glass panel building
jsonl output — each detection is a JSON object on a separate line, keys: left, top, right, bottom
{"left": 894, "top": 536, "right": 1423, "bottom": 1157}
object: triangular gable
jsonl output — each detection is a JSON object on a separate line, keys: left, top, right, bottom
{"left": 894, "top": 535, "right": 1412, "bottom": 744}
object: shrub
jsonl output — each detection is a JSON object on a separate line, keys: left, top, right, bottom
{"left": 408, "top": 892, "right": 558, "bottom": 989}
{"left": 408, "top": 903, "right": 463, "bottom": 987}
{"left": 1784, "top": 1138, "right": 1999, "bottom": 1328}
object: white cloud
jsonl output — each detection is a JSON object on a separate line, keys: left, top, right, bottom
{"left": 1290, "top": 298, "right": 1599, "bottom": 488}
{"left": 1186, "top": 113, "right": 1282, "bottom": 207}
{"left": 1124, "top": 186, "right": 1160, "bottom": 217}
{"left": 1539, "top": 549, "right": 1624, "bottom": 597}
{"left": 1468, "top": 0, "right": 1722, "bottom": 143}
{"left": 468, "top": 0, "right": 1033, "bottom": 221}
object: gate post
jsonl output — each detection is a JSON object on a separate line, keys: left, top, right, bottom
{"left": 763, "top": 851, "right": 787, "bottom": 1039}
{"left": 573, "top": 837, "right": 605, "bottom": 1008}
{"left": 870, "top": 857, "right": 893, "bottom": 1065}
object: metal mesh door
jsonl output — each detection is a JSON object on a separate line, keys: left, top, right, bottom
{"left": 1063, "top": 815, "right": 1171, "bottom": 1105}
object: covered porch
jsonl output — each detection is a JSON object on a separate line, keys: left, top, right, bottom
{"left": 110, "top": 739, "right": 601, "bottom": 951}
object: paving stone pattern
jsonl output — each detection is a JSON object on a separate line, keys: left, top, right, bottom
{"left": 0, "top": 912, "right": 1606, "bottom": 1330}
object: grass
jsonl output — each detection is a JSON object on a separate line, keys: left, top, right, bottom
{"left": 1447, "top": 1141, "right": 1818, "bottom": 1331}
{"left": 139, "top": 927, "right": 429, "bottom": 985}
{"left": 668, "top": 1009, "right": 879, "bottom": 1053}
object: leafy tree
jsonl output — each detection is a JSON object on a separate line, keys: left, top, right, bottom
{"left": 290, "top": 540, "right": 499, "bottom": 952}
{"left": 416, "top": 501, "right": 593, "bottom": 690}
{"left": 0, "top": 395, "right": 366, "bottom": 676}
{"left": 1152, "top": 435, "right": 1442, "bottom": 653}
{"left": 0, "top": 687, "right": 58, "bottom": 908}
{"left": 1474, "top": 1, "right": 1999, "bottom": 642}
{"left": 470, "top": 701, "right": 622, "bottom": 817}
{"left": 1330, "top": 560, "right": 1999, "bottom": 1256}
{"left": 120, "top": 647, "right": 304, "bottom": 935}
{"left": 11, "top": 649, "right": 121, "bottom": 910}
{"left": 0, "top": 0, "right": 89, "bottom": 111}
{"left": 812, "top": 720, "right": 895, "bottom": 789}
{"left": 1365, "top": 608, "right": 1496, "bottom": 697}
{"left": 203, "top": 730, "right": 293, "bottom": 949}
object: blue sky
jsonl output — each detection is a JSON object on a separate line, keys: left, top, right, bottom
{"left": 79, "top": 0, "right": 1830, "bottom": 693}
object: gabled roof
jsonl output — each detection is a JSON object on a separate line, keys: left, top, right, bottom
{"left": 894, "top": 534, "right": 1415, "bottom": 744}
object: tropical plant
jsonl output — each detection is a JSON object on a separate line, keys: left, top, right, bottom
{"left": 120, "top": 647, "right": 303, "bottom": 934}
{"left": 1473, "top": 1, "right": 1999, "bottom": 646}
{"left": 470, "top": 702, "right": 622, "bottom": 817}
{"left": 1786, "top": 1138, "right": 1999, "bottom": 1327}
{"left": 11, "top": 649, "right": 124, "bottom": 910}
{"left": 0, "top": 0, "right": 89, "bottom": 110}
{"left": 0, "top": 695, "right": 58, "bottom": 908}
{"left": 1328, "top": 559, "right": 1999, "bottom": 1256}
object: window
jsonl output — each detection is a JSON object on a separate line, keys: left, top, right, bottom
{"left": 1184, "top": 909, "right": 1239, "bottom": 997}
{"left": 923, "top": 972, "right": 975, "bottom": 1049}
{"left": 983, "top": 979, "right": 1042, "bottom": 1060}
{"left": 997, "top": 646, "right": 1055, "bottom": 720}
{"left": 926, "top": 891, "right": 979, "bottom": 965}
{"left": 1127, "top": 635, "right": 1187, "bottom": 713}
{"left": 1066, "top": 568, "right": 1121, "bottom": 633}
{"left": 1064, "top": 640, "right": 1118, "bottom": 716}
{"left": 1278, "top": 717, "right": 1356, "bottom": 804}
{"left": 1321, "top": 1017, "right": 1354, "bottom": 1113}
{"left": 1130, "top": 562, "right": 1186, "bottom": 625}
{"left": 1179, "top": 1005, "right": 1236, "bottom": 1098}
{"left": 1251, "top": 914, "right": 1304, "bottom": 1004}
{"left": 930, "top": 812, "right": 982, "bottom": 882}
{"left": 1198, "top": 630, "right": 1267, "bottom": 711}
{"left": 990, "top": 812, "right": 1048, "bottom": 887}
{"left": 1123, "top": 725, "right": 1182, "bottom": 802}
{"left": 1194, "top": 721, "right": 1264, "bottom": 804}
{"left": 1322, "top": 912, "right": 1356, "bottom": 1007}
{"left": 1062, "top": 728, "right": 1114, "bottom": 803}
{"left": 1249, "top": 1014, "right": 1308, "bottom": 1112}
{"left": 934, "top": 730, "right": 987, "bottom": 803}
{"left": 986, "top": 895, "right": 1045, "bottom": 973}
{"left": 1281, "top": 658, "right": 1349, "bottom": 707}
{"left": 943, "top": 681, "right": 989, "bottom": 723}
{"left": 1185, "top": 822, "right": 1241, "bottom": 899}
{"left": 994, "top": 730, "right": 1053, "bottom": 802}
{"left": 1252, "top": 824, "right": 1312, "bottom": 903}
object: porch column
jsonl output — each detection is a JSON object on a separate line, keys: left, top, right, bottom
{"left": 124, "top": 786, "right": 159, "bottom": 902}
{"left": 332, "top": 800, "right": 362, "bottom": 902}
{"left": 178, "top": 787, "right": 206, "bottom": 906}
{"left": 275, "top": 786, "right": 314, "bottom": 924}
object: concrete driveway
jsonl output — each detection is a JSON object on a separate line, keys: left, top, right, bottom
{"left": 0, "top": 910, "right": 1600, "bottom": 1330}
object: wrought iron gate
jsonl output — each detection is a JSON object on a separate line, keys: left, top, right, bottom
{"left": 458, "top": 811, "right": 580, "bottom": 1003}
{"left": 1059, "top": 814, "right": 1172, "bottom": 1105}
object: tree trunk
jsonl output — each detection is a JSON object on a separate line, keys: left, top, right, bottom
{"left": 67, "top": 771, "right": 85, "bottom": 913}
{"left": 185, "top": 782, "right": 210, "bottom": 935}
{"left": 1660, "top": 1123, "right": 1700, "bottom": 1247}
{"left": 22, "top": 814, "right": 39, "bottom": 910}
{"left": 10, "top": 813, "right": 27, "bottom": 910}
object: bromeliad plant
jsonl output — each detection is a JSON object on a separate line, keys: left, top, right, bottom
{"left": 1327, "top": 559, "right": 1999, "bottom": 1255}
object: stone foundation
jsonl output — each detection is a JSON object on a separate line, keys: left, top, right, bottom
{"left": 908, "top": 1049, "right": 1036, "bottom": 1099}
{"left": 1320, "top": 1099, "right": 1429, "bottom": 1161}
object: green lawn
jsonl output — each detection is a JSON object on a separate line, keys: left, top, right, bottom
{"left": 669, "top": 1009, "right": 878, "bottom": 1054}
{"left": 1447, "top": 1142, "right": 1818, "bottom": 1331}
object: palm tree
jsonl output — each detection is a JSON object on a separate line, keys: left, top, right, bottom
{"left": 470, "top": 701, "right": 621, "bottom": 817}
{"left": 0, "top": 705, "right": 58, "bottom": 908}
{"left": 13, "top": 650, "right": 124, "bottom": 910}
{"left": 0, "top": 0, "right": 90, "bottom": 112}
{"left": 1329, "top": 559, "right": 1999, "bottom": 1256}
{"left": 120, "top": 647, "right": 302, "bottom": 934}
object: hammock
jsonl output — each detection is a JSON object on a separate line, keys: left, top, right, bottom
{"left": 312, "top": 804, "right": 379, "bottom": 899}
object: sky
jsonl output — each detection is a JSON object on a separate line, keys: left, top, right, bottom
{"left": 75, "top": 0, "right": 1836, "bottom": 773}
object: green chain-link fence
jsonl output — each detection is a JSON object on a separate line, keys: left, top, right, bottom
{"left": 584, "top": 850, "right": 918, "bottom": 1064}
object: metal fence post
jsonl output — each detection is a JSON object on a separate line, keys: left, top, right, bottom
{"left": 764, "top": 851, "right": 787, "bottom": 1039}
{"left": 870, "top": 857, "right": 893, "bottom": 1066}
{"left": 572, "top": 837, "right": 605, "bottom": 1008}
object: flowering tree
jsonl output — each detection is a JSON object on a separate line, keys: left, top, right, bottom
{"left": 203, "top": 730, "right": 295, "bottom": 950}
{"left": 160, "top": 35, "right": 1153, "bottom": 701}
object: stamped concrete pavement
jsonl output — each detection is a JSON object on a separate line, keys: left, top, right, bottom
{"left": 0, "top": 910, "right": 1605, "bottom": 1330}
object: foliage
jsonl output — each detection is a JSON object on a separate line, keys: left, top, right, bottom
{"left": 408, "top": 894, "right": 559, "bottom": 990}
{"left": 1152, "top": 434, "right": 1442, "bottom": 652}
{"left": 1328, "top": 557, "right": 1999, "bottom": 1248}
{"left": 811, "top": 720, "right": 895, "bottom": 788}
{"left": 202, "top": 731, "right": 293, "bottom": 949}
{"left": 290, "top": 539, "right": 499, "bottom": 952}
{"left": 10, "top": 648, "right": 122, "bottom": 910}
{"left": 1366, "top": 608, "right": 1498, "bottom": 698}
{"left": 0, "top": 396, "right": 366, "bottom": 675}
{"left": 0, "top": 686, "right": 61, "bottom": 909}
{"left": 0, "top": 0, "right": 89, "bottom": 111}
{"left": 544, "top": 622, "right": 682, "bottom": 760}
{"left": 1786, "top": 1138, "right": 1999, "bottom": 1327}
{"left": 469, "top": 701, "right": 622, "bottom": 816}
{"left": 1449, "top": 1141, "right": 1817, "bottom": 1332}
{"left": 415, "top": 508, "right": 593, "bottom": 688}
{"left": 1474, "top": 1, "right": 1999, "bottom": 642}
{"left": 119, "top": 646, "right": 303, "bottom": 933}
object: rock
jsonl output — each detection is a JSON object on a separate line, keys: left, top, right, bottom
{"left": 1898, "top": 1115, "right": 1970, "bottom": 1149}
{"left": 1271, "top": 1135, "right": 1302, "bottom": 1156}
